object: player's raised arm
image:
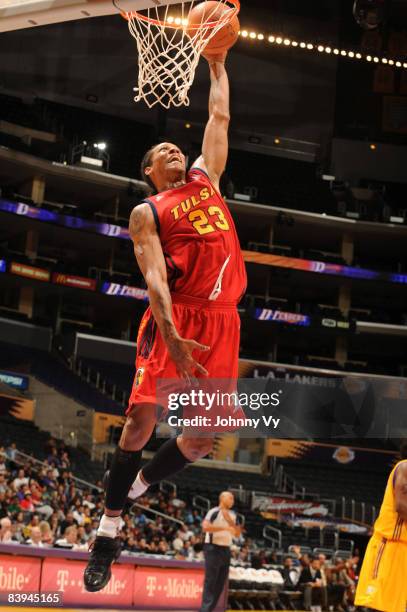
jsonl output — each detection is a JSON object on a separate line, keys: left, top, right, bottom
{"left": 129, "top": 204, "right": 209, "bottom": 380}
{"left": 194, "top": 52, "right": 230, "bottom": 191}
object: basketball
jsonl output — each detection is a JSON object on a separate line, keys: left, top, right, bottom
{"left": 187, "top": 1, "right": 240, "bottom": 55}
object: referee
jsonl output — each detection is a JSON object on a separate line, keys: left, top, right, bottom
{"left": 200, "top": 491, "right": 241, "bottom": 612}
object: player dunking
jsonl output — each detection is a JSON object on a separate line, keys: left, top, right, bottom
{"left": 355, "top": 441, "right": 407, "bottom": 612}
{"left": 84, "top": 50, "right": 246, "bottom": 591}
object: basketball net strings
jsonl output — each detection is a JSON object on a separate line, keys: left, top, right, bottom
{"left": 127, "top": 1, "right": 234, "bottom": 109}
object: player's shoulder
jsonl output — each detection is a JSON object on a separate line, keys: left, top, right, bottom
{"left": 129, "top": 200, "right": 152, "bottom": 221}
{"left": 129, "top": 200, "right": 157, "bottom": 234}
{"left": 188, "top": 166, "right": 211, "bottom": 183}
{"left": 392, "top": 460, "right": 407, "bottom": 486}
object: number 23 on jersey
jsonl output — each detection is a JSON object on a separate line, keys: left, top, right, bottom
{"left": 188, "top": 206, "right": 230, "bottom": 236}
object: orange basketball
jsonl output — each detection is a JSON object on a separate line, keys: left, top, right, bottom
{"left": 187, "top": 1, "right": 240, "bottom": 55}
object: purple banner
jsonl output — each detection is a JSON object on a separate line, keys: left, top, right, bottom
{"left": 2, "top": 198, "right": 407, "bottom": 284}
{"left": 101, "top": 282, "right": 149, "bottom": 301}
{"left": 254, "top": 308, "right": 311, "bottom": 326}
{"left": 0, "top": 199, "right": 130, "bottom": 240}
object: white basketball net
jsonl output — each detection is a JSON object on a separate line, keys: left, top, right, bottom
{"left": 123, "top": 1, "right": 239, "bottom": 109}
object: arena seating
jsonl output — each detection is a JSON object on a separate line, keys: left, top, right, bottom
{"left": 0, "top": 341, "right": 124, "bottom": 415}
{"left": 280, "top": 458, "right": 388, "bottom": 508}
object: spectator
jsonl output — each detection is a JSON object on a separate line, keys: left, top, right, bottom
{"left": 26, "top": 526, "right": 45, "bottom": 547}
{"left": 172, "top": 533, "right": 184, "bottom": 552}
{"left": 10, "top": 521, "right": 23, "bottom": 544}
{"left": 12, "top": 469, "right": 29, "bottom": 491}
{"left": 77, "top": 526, "right": 88, "bottom": 545}
{"left": 39, "top": 520, "right": 54, "bottom": 546}
{"left": 22, "top": 514, "right": 40, "bottom": 539}
{"left": 44, "top": 437, "right": 57, "bottom": 457}
{"left": 82, "top": 493, "right": 95, "bottom": 511}
{"left": 6, "top": 443, "right": 17, "bottom": 463}
{"left": 82, "top": 523, "right": 95, "bottom": 543}
{"left": 8, "top": 494, "right": 20, "bottom": 515}
{"left": 317, "top": 553, "right": 328, "bottom": 611}
{"left": 19, "top": 492, "right": 35, "bottom": 513}
{"left": 30, "top": 482, "right": 53, "bottom": 519}
{"left": 328, "top": 559, "right": 354, "bottom": 611}
{"left": 47, "top": 448, "right": 60, "bottom": 467}
{"left": 72, "top": 504, "right": 86, "bottom": 526}
{"left": 280, "top": 556, "right": 300, "bottom": 590}
{"left": 40, "top": 469, "right": 57, "bottom": 490}
{"left": 0, "top": 474, "right": 7, "bottom": 494}
{"left": 299, "top": 557, "right": 323, "bottom": 612}
{"left": 0, "top": 453, "right": 6, "bottom": 475}
{"left": 54, "top": 525, "right": 79, "bottom": 549}
{"left": 59, "top": 511, "right": 77, "bottom": 534}
{"left": 49, "top": 514, "right": 60, "bottom": 537}
{"left": 13, "top": 512, "right": 25, "bottom": 537}
{"left": 290, "top": 544, "right": 303, "bottom": 567}
{"left": 60, "top": 451, "right": 70, "bottom": 469}
{"left": 0, "top": 517, "right": 13, "bottom": 543}
{"left": 252, "top": 549, "right": 268, "bottom": 569}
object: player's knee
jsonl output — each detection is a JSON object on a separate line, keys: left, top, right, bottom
{"left": 120, "top": 407, "right": 155, "bottom": 450}
{"left": 181, "top": 438, "right": 213, "bottom": 462}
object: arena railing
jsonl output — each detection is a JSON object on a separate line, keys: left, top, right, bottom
{"left": 8, "top": 448, "right": 100, "bottom": 491}
{"left": 271, "top": 462, "right": 377, "bottom": 528}
{"left": 341, "top": 496, "right": 377, "bottom": 527}
{"left": 74, "top": 357, "right": 128, "bottom": 408}
{"left": 262, "top": 525, "right": 283, "bottom": 549}
{"left": 193, "top": 495, "right": 211, "bottom": 513}
{"left": 159, "top": 480, "right": 177, "bottom": 496}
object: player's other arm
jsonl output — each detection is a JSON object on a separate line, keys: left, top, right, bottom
{"left": 129, "top": 204, "right": 209, "bottom": 379}
{"left": 394, "top": 462, "right": 407, "bottom": 520}
{"left": 194, "top": 52, "right": 230, "bottom": 191}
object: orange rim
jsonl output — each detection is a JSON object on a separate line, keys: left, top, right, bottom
{"left": 121, "top": 0, "right": 240, "bottom": 30}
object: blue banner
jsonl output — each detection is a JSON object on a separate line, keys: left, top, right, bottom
{"left": 0, "top": 260, "right": 5, "bottom": 273}
{"left": 254, "top": 308, "right": 311, "bottom": 326}
{"left": 0, "top": 199, "right": 130, "bottom": 240}
{"left": 101, "top": 282, "right": 149, "bottom": 301}
{"left": 0, "top": 370, "right": 29, "bottom": 390}
{"left": 2, "top": 198, "right": 407, "bottom": 285}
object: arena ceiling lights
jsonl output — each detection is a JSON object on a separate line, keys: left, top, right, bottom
{"left": 238, "top": 30, "right": 407, "bottom": 70}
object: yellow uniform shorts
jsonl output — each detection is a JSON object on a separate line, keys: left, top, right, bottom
{"left": 355, "top": 533, "right": 407, "bottom": 612}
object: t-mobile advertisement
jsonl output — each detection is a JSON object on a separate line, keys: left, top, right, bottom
{"left": 133, "top": 567, "right": 205, "bottom": 609}
{"left": 0, "top": 549, "right": 211, "bottom": 610}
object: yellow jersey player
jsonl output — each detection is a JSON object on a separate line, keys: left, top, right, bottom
{"left": 355, "top": 442, "right": 407, "bottom": 612}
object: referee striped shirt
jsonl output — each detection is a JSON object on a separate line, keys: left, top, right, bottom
{"left": 204, "top": 506, "right": 236, "bottom": 547}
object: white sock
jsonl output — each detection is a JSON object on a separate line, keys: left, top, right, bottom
{"left": 128, "top": 470, "right": 149, "bottom": 501}
{"left": 97, "top": 514, "right": 122, "bottom": 538}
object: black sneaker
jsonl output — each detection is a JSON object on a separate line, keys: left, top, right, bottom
{"left": 84, "top": 535, "right": 121, "bottom": 592}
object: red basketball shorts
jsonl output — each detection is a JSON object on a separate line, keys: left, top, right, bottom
{"left": 127, "top": 293, "right": 242, "bottom": 426}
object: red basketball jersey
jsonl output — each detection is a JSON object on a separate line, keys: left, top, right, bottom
{"left": 144, "top": 167, "right": 247, "bottom": 303}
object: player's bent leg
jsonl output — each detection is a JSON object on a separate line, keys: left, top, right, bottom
{"left": 84, "top": 404, "right": 156, "bottom": 593}
{"left": 128, "top": 435, "right": 214, "bottom": 501}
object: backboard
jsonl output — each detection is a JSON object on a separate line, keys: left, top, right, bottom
{"left": 0, "top": 0, "right": 183, "bottom": 33}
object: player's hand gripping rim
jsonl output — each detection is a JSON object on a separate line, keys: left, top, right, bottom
{"left": 167, "top": 336, "right": 210, "bottom": 383}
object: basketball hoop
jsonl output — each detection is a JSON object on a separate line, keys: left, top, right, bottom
{"left": 115, "top": 0, "right": 240, "bottom": 109}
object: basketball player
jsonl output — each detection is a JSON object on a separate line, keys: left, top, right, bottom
{"left": 354, "top": 441, "right": 407, "bottom": 612}
{"left": 84, "top": 50, "right": 246, "bottom": 591}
